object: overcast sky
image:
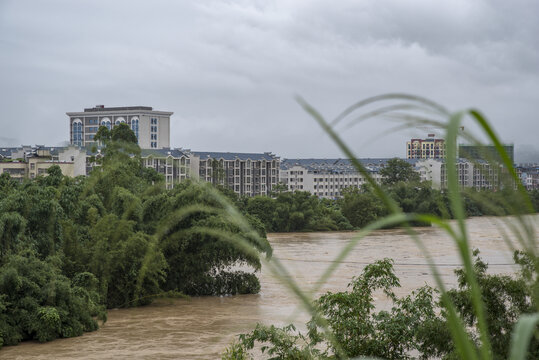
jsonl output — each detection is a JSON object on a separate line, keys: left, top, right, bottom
{"left": 1, "top": 0, "right": 538, "bottom": 160}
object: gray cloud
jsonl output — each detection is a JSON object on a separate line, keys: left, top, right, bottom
{"left": 1, "top": 0, "right": 538, "bottom": 159}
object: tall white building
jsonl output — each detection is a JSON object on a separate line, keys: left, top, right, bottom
{"left": 67, "top": 105, "right": 172, "bottom": 149}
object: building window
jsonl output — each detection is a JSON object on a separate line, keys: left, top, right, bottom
{"left": 131, "top": 118, "right": 139, "bottom": 140}
{"left": 101, "top": 118, "right": 111, "bottom": 130}
{"left": 72, "top": 120, "right": 83, "bottom": 146}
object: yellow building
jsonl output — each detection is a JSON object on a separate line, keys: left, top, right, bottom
{"left": 406, "top": 134, "right": 446, "bottom": 159}
{"left": 0, "top": 145, "right": 87, "bottom": 181}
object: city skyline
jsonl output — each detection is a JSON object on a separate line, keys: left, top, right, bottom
{"left": 1, "top": 1, "right": 538, "bottom": 161}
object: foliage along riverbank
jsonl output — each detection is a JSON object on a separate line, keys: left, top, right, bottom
{"left": 0, "top": 126, "right": 270, "bottom": 348}
{"left": 223, "top": 251, "right": 538, "bottom": 359}
{"left": 243, "top": 158, "right": 539, "bottom": 233}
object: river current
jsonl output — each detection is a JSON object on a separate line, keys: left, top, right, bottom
{"left": 2, "top": 216, "right": 536, "bottom": 359}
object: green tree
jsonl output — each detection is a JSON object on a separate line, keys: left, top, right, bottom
{"left": 111, "top": 123, "right": 138, "bottom": 144}
{"left": 429, "top": 251, "right": 539, "bottom": 359}
{"left": 380, "top": 158, "right": 420, "bottom": 185}
{"left": 0, "top": 251, "right": 104, "bottom": 347}
{"left": 44, "top": 165, "right": 63, "bottom": 187}
{"left": 93, "top": 125, "right": 111, "bottom": 144}
{"left": 0, "top": 212, "right": 26, "bottom": 259}
{"left": 225, "top": 252, "right": 539, "bottom": 359}
{"left": 225, "top": 259, "right": 439, "bottom": 360}
{"left": 340, "top": 187, "right": 385, "bottom": 228}
{"left": 310, "top": 259, "right": 438, "bottom": 359}
{"left": 158, "top": 182, "right": 271, "bottom": 296}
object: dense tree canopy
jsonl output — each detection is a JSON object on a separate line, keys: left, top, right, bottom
{"left": 224, "top": 252, "right": 538, "bottom": 359}
{"left": 0, "top": 137, "right": 270, "bottom": 348}
{"left": 93, "top": 126, "right": 111, "bottom": 144}
{"left": 380, "top": 158, "right": 421, "bottom": 185}
{"left": 245, "top": 191, "right": 352, "bottom": 232}
{"left": 111, "top": 123, "right": 138, "bottom": 144}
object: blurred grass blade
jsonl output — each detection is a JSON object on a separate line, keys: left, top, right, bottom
{"left": 331, "top": 93, "right": 450, "bottom": 126}
{"left": 447, "top": 110, "right": 493, "bottom": 360}
{"left": 509, "top": 313, "right": 539, "bottom": 360}
{"left": 300, "top": 95, "right": 481, "bottom": 360}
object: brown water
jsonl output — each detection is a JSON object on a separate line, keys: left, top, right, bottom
{"left": 2, "top": 216, "right": 536, "bottom": 359}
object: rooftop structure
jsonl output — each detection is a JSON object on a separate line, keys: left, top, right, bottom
{"left": 280, "top": 158, "right": 420, "bottom": 173}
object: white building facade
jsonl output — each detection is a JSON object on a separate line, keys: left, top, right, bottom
{"left": 280, "top": 158, "right": 508, "bottom": 198}
{"left": 280, "top": 159, "right": 387, "bottom": 199}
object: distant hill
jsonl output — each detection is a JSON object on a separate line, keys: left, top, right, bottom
{"left": 516, "top": 144, "right": 539, "bottom": 163}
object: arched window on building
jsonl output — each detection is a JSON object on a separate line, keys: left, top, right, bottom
{"left": 115, "top": 117, "right": 125, "bottom": 125}
{"left": 72, "top": 119, "right": 83, "bottom": 146}
{"left": 101, "top": 118, "right": 111, "bottom": 130}
{"left": 131, "top": 117, "right": 139, "bottom": 140}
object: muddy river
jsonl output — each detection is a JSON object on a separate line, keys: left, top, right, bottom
{"left": 2, "top": 216, "right": 536, "bottom": 359}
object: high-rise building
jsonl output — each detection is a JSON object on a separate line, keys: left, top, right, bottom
{"left": 406, "top": 134, "right": 446, "bottom": 159}
{"left": 67, "top": 105, "right": 172, "bottom": 149}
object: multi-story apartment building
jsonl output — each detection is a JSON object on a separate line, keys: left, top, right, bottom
{"left": 437, "top": 159, "right": 501, "bottom": 190}
{"left": 0, "top": 144, "right": 281, "bottom": 196}
{"left": 141, "top": 148, "right": 193, "bottom": 190}
{"left": 0, "top": 145, "right": 88, "bottom": 181}
{"left": 192, "top": 152, "right": 280, "bottom": 197}
{"left": 516, "top": 164, "right": 539, "bottom": 190}
{"left": 414, "top": 158, "right": 443, "bottom": 188}
{"left": 280, "top": 157, "right": 509, "bottom": 198}
{"left": 407, "top": 134, "right": 446, "bottom": 159}
{"left": 280, "top": 159, "right": 394, "bottom": 199}
{"left": 67, "top": 105, "right": 172, "bottom": 149}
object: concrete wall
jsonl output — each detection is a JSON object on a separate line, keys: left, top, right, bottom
{"left": 58, "top": 146, "right": 87, "bottom": 177}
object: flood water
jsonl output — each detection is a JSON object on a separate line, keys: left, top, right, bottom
{"left": 3, "top": 216, "right": 536, "bottom": 359}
